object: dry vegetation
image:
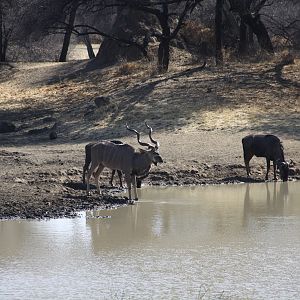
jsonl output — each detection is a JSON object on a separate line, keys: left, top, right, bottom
{"left": 0, "top": 49, "right": 299, "bottom": 140}
{"left": 0, "top": 49, "right": 299, "bottom": 218}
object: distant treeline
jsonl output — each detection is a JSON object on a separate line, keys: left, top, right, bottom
{"left": 0, "top": 0, "right": 299, "bottom": 71}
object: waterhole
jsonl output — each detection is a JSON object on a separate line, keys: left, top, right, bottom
{"left": 1, "top": 181, "right": 299, "bottom": 299}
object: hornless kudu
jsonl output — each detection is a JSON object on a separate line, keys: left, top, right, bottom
{"left": 83, "top": 140, "right": 123, "bottom": 187}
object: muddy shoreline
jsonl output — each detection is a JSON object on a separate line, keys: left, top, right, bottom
{"left": 1, "top": 145, "right": 299, "bottom": 220}
{"left": 1, "top": 59, "right": 299, "bottom": 220}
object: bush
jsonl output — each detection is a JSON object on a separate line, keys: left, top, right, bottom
{"left": 180, "top": 20, "right": 215, "bottom": 56}
{"left": 116, "top": 61, "right": 141, "bottom": 76}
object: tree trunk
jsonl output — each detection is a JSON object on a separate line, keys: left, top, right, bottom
{"left": 2, "top": 35, "right": 8, "bottom": 62}
{"left": 90, "top": 7, "right": 156, "bottom": 68}
{"left": 238, "top": 19, "right": 248, "bottom": 55}
{"left": 223, "top": 1, "right": 239, "bottom": 36}
{"left": 215, "top": 0, "right": 224, "bottom": 65}
{"left": 243, "top": 14, "right": 274, "bottom": 54}
{"left": 157, "top": 3, "right": 170, "bottom": 72}
{"left": 248, "top": 26, "right": 254, "bottom": 48}
{"left": 82, "top": 29, "right": 95, "bottom": 59}
{"left": 158, "top": 39, "right": 170, "bottom": 72}
{"left": 59, "top": 1, "right": 79, "bottom": 62}
{"left": 0, "top": 6, "right": 4, "bottom": 62}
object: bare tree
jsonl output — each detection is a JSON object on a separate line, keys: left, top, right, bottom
{"left": 81, "top": 27, "right": 96, "bottom": 58}
{"left": 262, "top": 0, "right": 300, "bottom": 49}
{"left": 0, "top": 0, "right": 24, "bottom": 61}
{"left": 0, "top": 1, "right": 8, "bottom": 61}
{"left": 93, "top": 0, "right": 203, "bottom": 72}
{"left": 215, "top": 0, "right": 223, "bottom": 65}
{"left": 59, "top": 0, "right": 80, "bottom": 61}
{"left": 17, "top": 0, "right": 80, "bottom": 61}
{"left": 228, "top": 0, "right": 274, "bottom": 54}
{"left": 22, "top": 0, "right": 201, "bottom": 69}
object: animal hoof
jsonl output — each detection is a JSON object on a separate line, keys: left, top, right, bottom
{"left": 127, "top": 199, "right": 135, "bottom": 205}
{"left": 134, "top": 198, "right": 138, "bottom": 201}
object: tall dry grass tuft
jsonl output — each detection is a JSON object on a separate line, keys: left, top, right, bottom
{"left": 116, "top": 61, "right": 141, "bottom": 76}
{"left": 181, "top": 20, "right": 215, "bottom": 48}
{"left": 222, "top": 48, "right": 275, "bottom": 64}
{"left": 116, "top": 57, "right": 160, "bottom": 78}
{"left": 276, "top": 51, "right": 295, "bottom": 65}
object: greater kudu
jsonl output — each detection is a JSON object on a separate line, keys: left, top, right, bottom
{"left": 86, "top": 124, "right": 163, "bottom": 203}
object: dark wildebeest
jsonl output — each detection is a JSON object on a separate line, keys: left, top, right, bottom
{"left": 242, "top": 134, "right": 289, "bottom": 181}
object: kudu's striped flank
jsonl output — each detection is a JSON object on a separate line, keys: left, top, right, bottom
{"left": 86, "top": 124, "right": 163, "bottom": 203}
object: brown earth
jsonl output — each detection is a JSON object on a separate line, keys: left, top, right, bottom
{"left": 0, "top": 50, "right": 299, "bottom": 219}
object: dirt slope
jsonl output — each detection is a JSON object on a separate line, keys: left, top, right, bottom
{"left": 0, "top": 51, "right": 299, "bottom": 219}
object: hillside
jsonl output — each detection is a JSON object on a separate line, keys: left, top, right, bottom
{"left": 0, "top": 51, "right": 299, "bottom": 218}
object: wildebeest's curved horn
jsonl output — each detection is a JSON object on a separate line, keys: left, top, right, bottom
{"left": 126, "top": 124, "right": 152, "bottom": 148}
{"left": 145, "top": 122, "right": 159, "bottom": 149}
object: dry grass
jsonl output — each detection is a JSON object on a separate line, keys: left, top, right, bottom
{"left": 116, "top": 61, "right": 142, "bottom": 76}
{"left": 276, "top": 50, "right": 295, "bottom": 65}
{"left": 180, "top": 20, "right": 215, "bottom": 48}
{"left": 0, "top": 50, "right": 299, "bottom": 142}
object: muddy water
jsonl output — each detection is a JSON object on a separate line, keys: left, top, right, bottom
{"left": 0, "top": 182, "right": 300, "bottom": 299}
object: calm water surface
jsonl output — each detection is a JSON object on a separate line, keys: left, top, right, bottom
{"left": 0, "top": 182, "right": 300, "bottom": 299}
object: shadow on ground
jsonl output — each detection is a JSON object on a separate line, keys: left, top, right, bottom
{"left": 1, "top": 59, "right": 299, "bottom": 146}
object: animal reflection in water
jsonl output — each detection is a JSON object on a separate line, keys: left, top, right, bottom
{"left": 243, "top": 182, "right": 289, "bottom": 224}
